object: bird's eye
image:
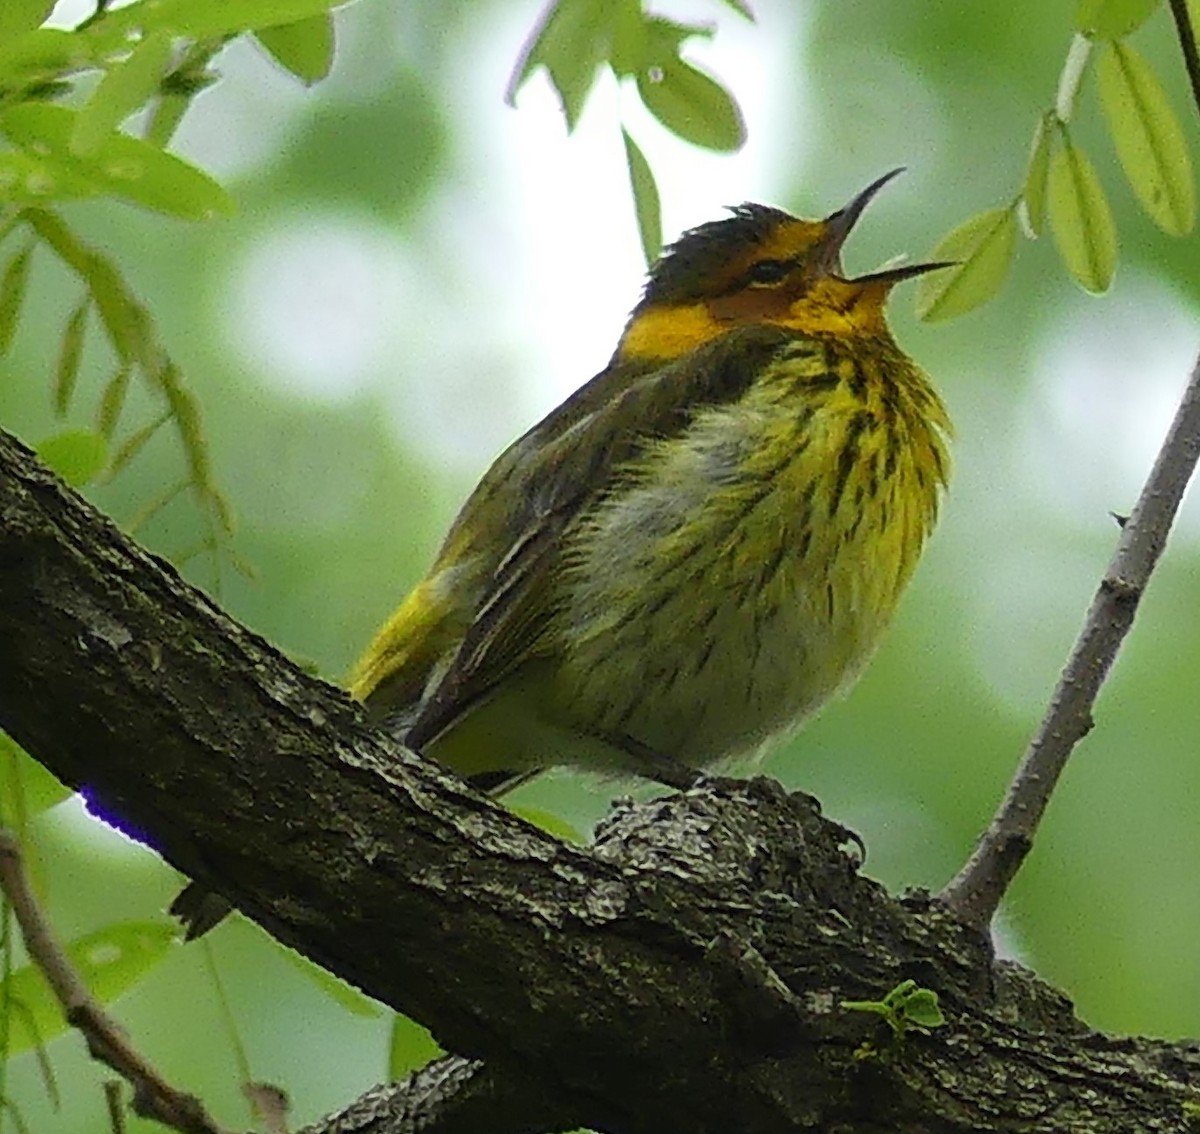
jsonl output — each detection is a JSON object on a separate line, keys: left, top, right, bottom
{"left": 746, "top": 259, "right": 791, "bottom": 286}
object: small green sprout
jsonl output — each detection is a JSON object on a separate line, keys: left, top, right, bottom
{"left": 841, "top": 979, "right": 947, "bottom": 1040}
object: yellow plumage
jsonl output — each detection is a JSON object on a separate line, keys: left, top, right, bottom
{"left": 350, "top": 174, "right": 950, "bottom": 794}
{"left": 172, "top": 172, "right": 952, "bottom": 939}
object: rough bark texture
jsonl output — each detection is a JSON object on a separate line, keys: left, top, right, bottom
{"left": 2, "top": 425, "right": 1199, "bottom": 1134}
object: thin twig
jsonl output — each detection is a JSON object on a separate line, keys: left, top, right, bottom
{"left": 0, "top": 829, "right": 231, "bottom": 1134}
{"left": 1169, "top": 0, "right": 1200, "bottom": 120}
{"left": 104, "top": 1081, "right": 127, "bottom": 1134}
{"left": 940, "top": 352, "right": 1200, "bottom": 927}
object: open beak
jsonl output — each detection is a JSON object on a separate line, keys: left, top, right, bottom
{"left": 813, "top": 168, "right": 905, "bottom": 275}
{"left": 814, "top": 168, "right": 954, "bottom": 285}
{"left": 852, "top": 260, "right": 956, "bottom": 287}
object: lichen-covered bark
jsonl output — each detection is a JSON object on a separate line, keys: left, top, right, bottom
{"left": 1, "top": 425, "right": 1198, "bottom": 1134}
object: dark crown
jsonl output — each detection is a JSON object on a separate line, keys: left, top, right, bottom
{"left": 638, "top": 203, "right": 796, "bottom": 308}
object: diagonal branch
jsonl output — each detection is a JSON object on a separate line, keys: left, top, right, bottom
{"left": 940, "top": 349, "right": 1200, "bottom": 927}
{"left": 940, "top": 351, "right": 1200, "bottom": 926}
{"left": 293, "top": 1058, "right": 567, "bottom": 1134}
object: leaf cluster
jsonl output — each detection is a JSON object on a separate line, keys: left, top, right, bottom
{"left": 916, "top": 0, "right": 1195, "bottom": 320}
{"left": 0, "top": 0, "right": 348, "bottom": 569}
{"left": 0, "top": 5, "right": 349, "bottom": 1127}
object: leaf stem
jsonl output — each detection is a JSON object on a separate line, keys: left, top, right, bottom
{"left": 1055, "top": 32, "right": 1093, "bottom": 122}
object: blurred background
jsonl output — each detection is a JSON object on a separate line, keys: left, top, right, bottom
{"left": 3, "top": 0, "right": 1200, "bottom": 1129}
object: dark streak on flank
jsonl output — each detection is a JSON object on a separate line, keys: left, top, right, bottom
{"left": 882, "top": 429, "right": 900, "bottom": 480}
{"left": 692, "top": 634, "right": 717, "bottom": 675}
{"left": 803, "top": 371, "right": 841, "bottom": 394}
{"left": 846, "top": 361, "right": 868, "bottom": 401}
{"left": 877, "top": 370, "right": 900, "bottom": 425}
{"left": 829, "top": 409, "right": 872, "bottom": 519}
{"left": 865, "top": 448, "right": 881, "bottom": 500}
{"left": 928, "top": 440, "right": 947, "bottom": 485}
{"left": 842, "top": 512, "right": 863, "bottom": 545}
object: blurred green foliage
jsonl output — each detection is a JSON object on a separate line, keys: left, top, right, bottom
{"left": 3, "top": 0, "right": 1200, "bottom": 1130}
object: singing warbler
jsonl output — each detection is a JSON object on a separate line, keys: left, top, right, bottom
{"left": 172, "top": 170, "right": 950, "bottom": 938}
{"left": 351, "top": 169, "right": 950, "bottom": 795}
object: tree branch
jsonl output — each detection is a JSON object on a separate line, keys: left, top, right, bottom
{"left": 294, "top": 1058, "right": 568, "bottom": 1134}
{"left": 3, "top": 423, "right": 1200, "bottom": 1133}
{"left": 939, "top": 321, "right": 1200, "bottom": 916}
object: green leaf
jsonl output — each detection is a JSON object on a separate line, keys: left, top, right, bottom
{"left": 621, "top": 127, "right": 662, "bottom": 265}
{"left": 53, "top": 299, "right": 90, "bottom": 417}
{"left": 840, "top": 998, "right": 889, "bottom": 1019}
{"left": 156, "top": 361, "right": 212, "bottom": 488}
{"left": 74, "top": 921, "right": 178, "bottom": 1001}
{"left": 22, "top": 207, "right": 91, "bottom": 275}
{"left": 0, "top": 1, "right": 55, "bottom": 45}
{"left": 108, "top": 411, "right": 169, "bottom": 479}
{"left": 82, "top": 257, "right": 153, "bottom": 368}
{"left": 254, "top": 13, "right": 336, "bottom": 84}
{"left": 718, "top": 0, "right": 755, "bottom": 17}
{"left": 71, "top": 31, "right": 174, "bottom": 157}
{"left": 0, "top": 243, "right": 35, "bottom": 356}
{"left": 144, "top": 93, "right": 191, "bottom": 149}
{"left": 842, "top": 979, "right": 946, "bottom": 1039}
{"left": 914, "top": 205, "right": 1017, "bottom": 322}
{"left": 505, "top": 0, "right": 616, "bottom": 130}
{"left": 0, "top": 29, "right": 87, "bottom": 90}
{"left": 1048, "top": 130, "right": 1118, "bottom": 292}
{"left": 279, "top": 950, "right": 383, "bottom": 1018}
{"left": 636, "top": 58, "right": 745, "bottom": 151}
{"left": 900, "top": 988, "right": 946, "bottom": 1030}
{"left": 95, "top": 0, "right": 344, "bottom": 39}
{"left": 1022, "top": 113, "right": 1053, "bottom": 236}
{"left": 0, "top": 103, "right": 235, "bottom": 220}
{"left": 608, "top": 1, "right": 645, "bottom": 76}
{"left": 23, "top": 211, "right": 154, "bottom": 368}
{"left": 1076, "top": 0, "right": 1160, "bottom": 37}
{"left": 388, "top": 1013, "right": 442, "bottom": 1078}
{"left": 0, "top": 149, "right": 99, "bottom": 209}
{"left": 0, "top": 733, "right": 71, "bottom": 826}
{"left": 96, "top": 363, "right": 133, "bottom": 440}
{"left": 1097, "top": 40, "right": 1194, "bottom": 235}
{"left": 0, "top": 921, "right": 176, "bottom": 1057}
{"left": 144, "top": 47, "right": 221, "bottom": 148}
{"left": 34, "top": 428, "right": 108, "bottom": 487}
{"left": 638, "top": 13, "right": 713, "bottom": 59}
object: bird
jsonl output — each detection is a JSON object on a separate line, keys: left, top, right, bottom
{"left": 172, "top": 170, "right": 950, "bottom": 937}
{"left": 350, "top": 168, "right": 950, "bottom": 796}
